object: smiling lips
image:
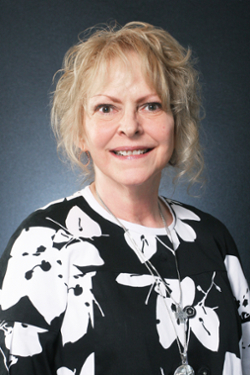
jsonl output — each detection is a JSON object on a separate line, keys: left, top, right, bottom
{"left": 111, "top": 148, "right": 152, "bottom": 157}
{"left": 113, "top": 149, "right": 151, "bottom": 156}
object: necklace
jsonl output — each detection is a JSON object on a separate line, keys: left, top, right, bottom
{"left": 95, "top": 190, "right": 195, "bottom": 375}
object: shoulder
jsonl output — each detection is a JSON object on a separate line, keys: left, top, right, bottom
{"left": 26, "top": 190, "right": 87, "bottom": 229}
{"left": 164, "top": 197, "right": 226, "bottom": 229}
{"left": 163, "top": 197, "right": 238, "bottom": 257}
{"left": 10, "top": 190, "right": 87, "bottom": 234}
{"left": 0, "top": 190, "right": 91, "bottom": 273}
{"left": 0, "top": 188, "right": 104, "bottom": 327}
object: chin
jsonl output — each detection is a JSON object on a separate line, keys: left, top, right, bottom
{"left": 114, "top": 172, "right": 162, "bottom": 189}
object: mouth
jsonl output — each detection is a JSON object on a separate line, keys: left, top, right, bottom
{"left": 112, "top": 149, "right": 151, "bottom": 156}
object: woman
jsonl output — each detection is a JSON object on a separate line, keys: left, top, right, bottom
{"left": 0, "top": 22, "right": 249, "bottom": 375}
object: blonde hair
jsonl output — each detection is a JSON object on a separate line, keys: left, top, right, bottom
{"left": 51, "top": 21, "right": 203, "bottom": 184}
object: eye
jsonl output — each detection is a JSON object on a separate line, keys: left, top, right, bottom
{"left": 143, "top": 102, "right": 162, "bottom": 111}
{"left": 95, "top": 104, "right": 114, "bottom": 114}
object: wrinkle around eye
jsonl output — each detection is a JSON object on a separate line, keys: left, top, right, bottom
{"left": 94, "top": 104, "right": 119, "bottom": 115}
{"left": 91, "top": 104, "right": 121, "bottom": 122}
{"left": 139, "top": 102, "right": 163, "bottom": 115}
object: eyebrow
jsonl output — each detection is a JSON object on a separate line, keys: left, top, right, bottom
{"left": 90, "top": 93, "right": 159, "bottom": 104}
{"left": 90, "top": 95, "right": 122, "bottom": 104}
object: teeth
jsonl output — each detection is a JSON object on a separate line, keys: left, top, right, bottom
{"left": 115, "top": 149, "right": 148, "bottom": 156}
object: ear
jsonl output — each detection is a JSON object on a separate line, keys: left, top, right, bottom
{"left": 78, "top": 137, "right": 88, "bottom": 152}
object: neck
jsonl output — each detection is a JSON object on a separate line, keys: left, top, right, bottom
{"left": 90, "top": 180, "right": 173, "bottom": 228}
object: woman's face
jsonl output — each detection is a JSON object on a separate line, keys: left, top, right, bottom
{"left": 82, "top": 53, "right": 175, "bottom": 192}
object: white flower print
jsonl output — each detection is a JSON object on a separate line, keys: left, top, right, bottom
{"left": 57, "top": 367, "right": 76, "bottom": 375}
{"left": 241, "top": 322, "right": 250, "bottom": 374}
{"left": 9, "top": 323, "right": 48, "bottom": 357}
{"left": 79, "top": 352, "right": 95, "bottom": 375}
{"left": 56, "top": 353, "right": 94, "bottom": 375}
{"left": 169, "top": 202, "right": 200, "bottom": 249}
{"left": 64, "top": 205, "right": 102, "bottom": 239}
{"left": 224, "top": 255, "right": 250, "bottom": 374}
{"left": 123, "top": 202, "right": 200, "bottom": 262}
{"left": 0, "top": 227, "right": 67, "bottom": 324}
{"left": 222, "top": 352, "right": 243, "bottom": 375}
{"left": 61, "top": 269, "right": 104, "bottom": 345}
{"left": 0, "top": 206, "right": 105, "bottom": 348}
{"left": 116, "top": 272, "right": 220, "bottom": 352}
{"left": 0, "top": 321, "right": 47, "bottom": 357}
{"left": 224, "top": 255, "right": 250, "bottom": 321}
{"left": 50, "top": 205, "right": 103, "bottom": 242}
{"left": 124, "top": 231, "right": 158, "bottom": 262}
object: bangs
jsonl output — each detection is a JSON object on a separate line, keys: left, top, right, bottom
{"left": 82, "top": 38, "right": 171, "bottom": 112}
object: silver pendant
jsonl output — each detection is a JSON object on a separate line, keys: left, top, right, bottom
{"left": 183, "top": 305, "right": 196, "bottom": 318}
{"left": 174, "top": 364, "right": 195, "bottom": 375}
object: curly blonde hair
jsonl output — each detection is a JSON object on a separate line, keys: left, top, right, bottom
{"left": 51, "top": 21, "right": 203, "bottom": 183}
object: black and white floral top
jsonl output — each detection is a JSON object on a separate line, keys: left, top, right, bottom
{"left": 0, "top": 186, "right": 249, "bottom": 375}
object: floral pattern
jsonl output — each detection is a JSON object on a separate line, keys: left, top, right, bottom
{"left": 116, "top": 272, "right": 221, "bottom": 351}
{"left": 0, "top": 187, "right": 249, "bottom": 374}
{"left": 124, "top": 201, "right": 201, "bottom": 261}
{"left": 0, "top": 202, "right": 105, "bottom": 371}
{"left": 168, "top": 201, "right": 201, "bottom": 249}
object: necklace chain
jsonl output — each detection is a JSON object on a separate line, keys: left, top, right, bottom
{"left": 95, "top": 190, "right": 190, "bottom": 366}
{"left": 158, "top": 199, "right": 183, "bottom": 307}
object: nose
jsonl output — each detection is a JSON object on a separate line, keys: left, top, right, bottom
{"left": 118, "top": 109, "right": 142, "bottom": 137}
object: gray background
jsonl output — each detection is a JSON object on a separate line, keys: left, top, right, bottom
{"left": 0, "top": 0, "right": 249, "bottom": 282}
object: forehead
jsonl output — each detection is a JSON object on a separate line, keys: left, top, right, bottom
{"left": 86, "top": 52, "right": 156, "bottom": 99}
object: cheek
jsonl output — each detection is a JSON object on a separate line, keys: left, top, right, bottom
{"left": 85, "top": 126, "right": 115, "bottom": 152}
{"left": 166, "top": 117, "right": 175, "bottom": 139}
{"left": 160, "top": 119, "right": 175, "bottom": 141}
{"left": 160, "top": 120, "right": 175, "bottom": 152}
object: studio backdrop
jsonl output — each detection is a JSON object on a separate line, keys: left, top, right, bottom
{"left": 0, "top": 0, "right": 249, "bottom": 282}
